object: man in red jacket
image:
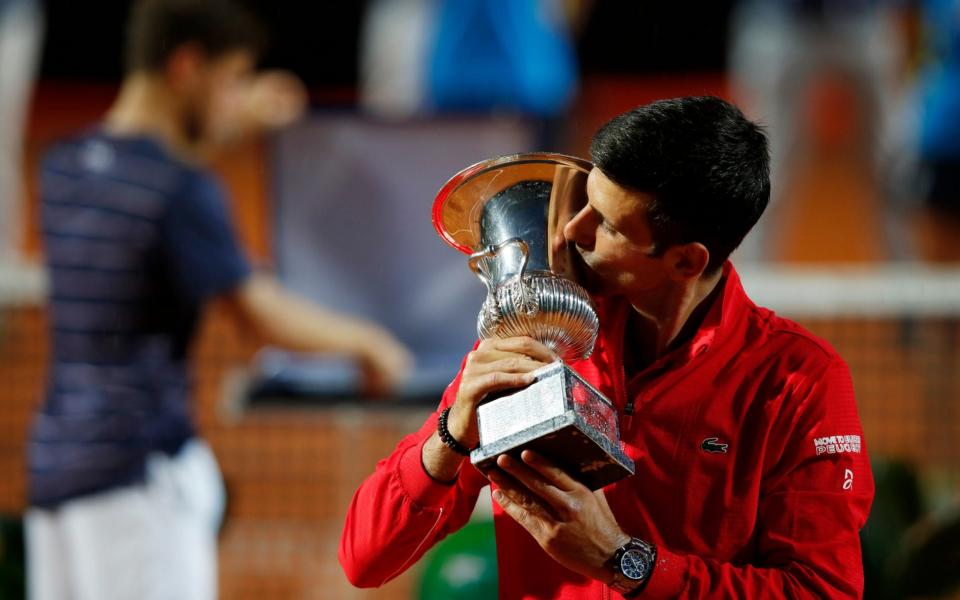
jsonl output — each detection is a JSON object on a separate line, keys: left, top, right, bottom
{"left": 340, "top": 96, "right": 874, "bottom": 598}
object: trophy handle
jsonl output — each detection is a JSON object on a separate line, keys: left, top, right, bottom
{"left": 468, "top": 238, "right": 539, "bottom": 327}
{"left": 467, "top": 237, "right": 530, "bottom": 290}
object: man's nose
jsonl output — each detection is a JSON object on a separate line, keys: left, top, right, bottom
{"left": 563, "top": 205, "right": 595, "bottom": 249}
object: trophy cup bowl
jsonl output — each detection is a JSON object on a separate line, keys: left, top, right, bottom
{"left": 432, "top": 153, "right": 635, "bottom": 490}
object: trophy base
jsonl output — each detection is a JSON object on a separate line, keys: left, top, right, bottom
{"left": 470, "top": 362, "right": 635, "bottom": 490}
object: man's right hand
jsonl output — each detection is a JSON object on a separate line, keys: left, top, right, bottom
{"left": 226, "top": 274, "right": 413, "bottom": 396}
{"left": 424, "top": 337, "right": 558, "bottom": 481}
{"left": 355, "top": 326, "right": 414, "bottom": 397}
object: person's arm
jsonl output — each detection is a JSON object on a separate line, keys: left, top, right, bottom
{"left": 338, "top": 360, "right": 487, "bottom": 588}
{"left": 490, "top": 357, "right": 874, "bottom": 598}
{"left": 422, "top": 337, "right": 558, "bottom": 480}
{"left": 220, "top": 274, "right": 412, "bottom": 394}
{"left": 339, "top": 336, "right": 558, "bottom": 587}
{"left": 159, "top": 171, "right": 412, "bottom": 394}
{"left": 194, "top": 69, "right": 308, "bottom": 160}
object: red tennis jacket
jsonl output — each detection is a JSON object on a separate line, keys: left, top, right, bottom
{"left": 339, "top": 264, "right": 874, "bottom": 598}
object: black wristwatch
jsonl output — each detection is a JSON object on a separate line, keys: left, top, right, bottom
{"left": 608, "top": 537, "right": 657, "bottom": 597}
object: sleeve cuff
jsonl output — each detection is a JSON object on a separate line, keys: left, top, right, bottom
{"left": 198, "top": 260, "right": 251, "bottom": 302}
{"left": 640, "top": 545, "right": 688, "bottom": 598}
{"left": 396, "top": 436, "right": 463, "bottom": 508}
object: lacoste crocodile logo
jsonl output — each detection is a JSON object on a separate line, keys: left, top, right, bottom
{"left": 701, "top": 437, "right": 729, "bottom": 454}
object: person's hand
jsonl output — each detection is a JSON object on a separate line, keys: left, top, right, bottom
{"left": 445, "top": 337, "right": 558, "bottom": 448}
{"left": 355, "top": 326, "right": 414, "bottom": 397}
{"left": 488, "top": 450, "right": 630, "bottom": 584}
{"left": 242, "top": 69, "right": 308, "bottom": 132}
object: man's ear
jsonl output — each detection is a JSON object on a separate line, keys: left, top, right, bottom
{"left": 663, "top": 242, "right": 709, "bottom": 281}
{"left": 165, "top": 43, "right": 206, "bottom": 90}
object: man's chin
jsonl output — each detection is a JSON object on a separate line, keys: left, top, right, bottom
{"left": 569, "top": 255, "right": 614, "bottom": 298}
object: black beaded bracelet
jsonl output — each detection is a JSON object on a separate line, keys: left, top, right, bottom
{"left": 438, "top": 407, "right": 473, "bottom": 456}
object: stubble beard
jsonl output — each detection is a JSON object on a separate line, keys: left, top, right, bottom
{"left": 183, "top": 107, "right": 205, "bottom": 146}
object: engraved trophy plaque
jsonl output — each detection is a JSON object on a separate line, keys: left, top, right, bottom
{"left": 432, "top": 153, "right": 635, "bottom": 490}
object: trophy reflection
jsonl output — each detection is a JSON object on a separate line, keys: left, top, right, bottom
{"left": 432, "top": 153, "right": 635, "bottom": 490}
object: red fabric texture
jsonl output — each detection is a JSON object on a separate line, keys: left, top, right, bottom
{"left": 339, "top": 264, "right": 874, "bottom": 599}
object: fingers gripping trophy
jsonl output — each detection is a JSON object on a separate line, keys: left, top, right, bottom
{"left": 432, "top": 153, "right": 635, "bottom": 490}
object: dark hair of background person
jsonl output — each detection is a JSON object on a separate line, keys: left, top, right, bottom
{"left": 124, "top": 0, "right": 266, "bottom": 74}
{"left": 590, "top": 96, "right": 770, "bottom": 274}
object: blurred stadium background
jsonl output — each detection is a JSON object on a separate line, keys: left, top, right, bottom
{"left": 2, "top": 1, "right": 960, "bottom": 599}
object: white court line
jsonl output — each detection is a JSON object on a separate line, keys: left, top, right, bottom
{"left": 740, "top": 264, "right": 960, "bottom": 317}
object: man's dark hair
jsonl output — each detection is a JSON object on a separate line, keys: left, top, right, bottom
{"left": 125, "top": 0, "right": 265, "bottom": 74}
{"left": 590, "top": 96, "right": 770, "bottom": 273}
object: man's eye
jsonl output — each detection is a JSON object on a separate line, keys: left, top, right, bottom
{"left": 600, "top": 221, "right": 617, "bottom": 234}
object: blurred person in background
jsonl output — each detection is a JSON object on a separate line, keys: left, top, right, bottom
{"left": 728, "top": 0, "right": 908, "bottom": 260}
{"left": 909, "top": 0, "right": 960, "bottom": 261}
{"left": 25, "top": 1, "right": 412, "bottom": 599}
{"left": 359, "top": 0, "right": 585, "bottom": 147}
{"left": 0, "top": 0, "right": 43, "bottom": 261}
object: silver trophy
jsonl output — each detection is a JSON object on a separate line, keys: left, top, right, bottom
{"left": 432, "top": 153, "right": 635, "bottom": 490}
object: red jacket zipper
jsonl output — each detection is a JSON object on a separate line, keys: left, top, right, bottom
{"left": 612, "top": 304, "right": 632, "bottom": 430}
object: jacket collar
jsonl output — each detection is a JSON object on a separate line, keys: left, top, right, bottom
{"left": 681, "top": 260, "right": 750, "bottom": 362}
{"left": 602, "top": 260, "right": 752, "bottom": 371}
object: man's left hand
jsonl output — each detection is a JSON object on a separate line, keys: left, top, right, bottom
{"left": 243, "top": 70, "right": 308, "bottom": 132}
{"left": 488, "top": 450, "right": 630, "bottom": 583}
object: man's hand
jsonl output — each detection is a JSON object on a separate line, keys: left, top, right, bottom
{"left": 203, "top": 70, "right": 308, "bottom": 154}
{"left": 354, "top": 325, "right": 414, "bottom": 397}
{"left": 242, "top": 69, "right": 308, "bottom": 132}
{"left": 488, "top": 450, "right": 630, "bottom": 584}
{"left": 446, "top": 337, "right": 558, "bottom": 447}
{"left": 422, "top": 337, "right": 557, "bottom": 482}
{"left": 225, "top": 274, "right": 412, "bottom": 396}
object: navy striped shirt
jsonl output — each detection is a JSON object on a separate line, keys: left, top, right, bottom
{"left": 29, "top": 130, "right": 251, "bottom": 507}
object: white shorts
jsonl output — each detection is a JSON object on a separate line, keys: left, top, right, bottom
{"left": 25, "top": 439, "right": 225, "bottom": 600}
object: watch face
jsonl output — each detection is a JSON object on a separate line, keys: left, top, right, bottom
{"left": 620, "top": 548, "right": 650, "bottom": 581}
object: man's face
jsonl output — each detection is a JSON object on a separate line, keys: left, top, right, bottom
{"left": 563, "top": 168, "right": 670, "bottom": 300}
{"left": 180, "top": 49, "right": 256, "bottom": 145}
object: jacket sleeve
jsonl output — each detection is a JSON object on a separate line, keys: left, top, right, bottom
{"left": 635, "top": 357, "right": 875, "bottom": 599}
{"left": 338, "top": 352, "right": 489, "bottom": 588}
